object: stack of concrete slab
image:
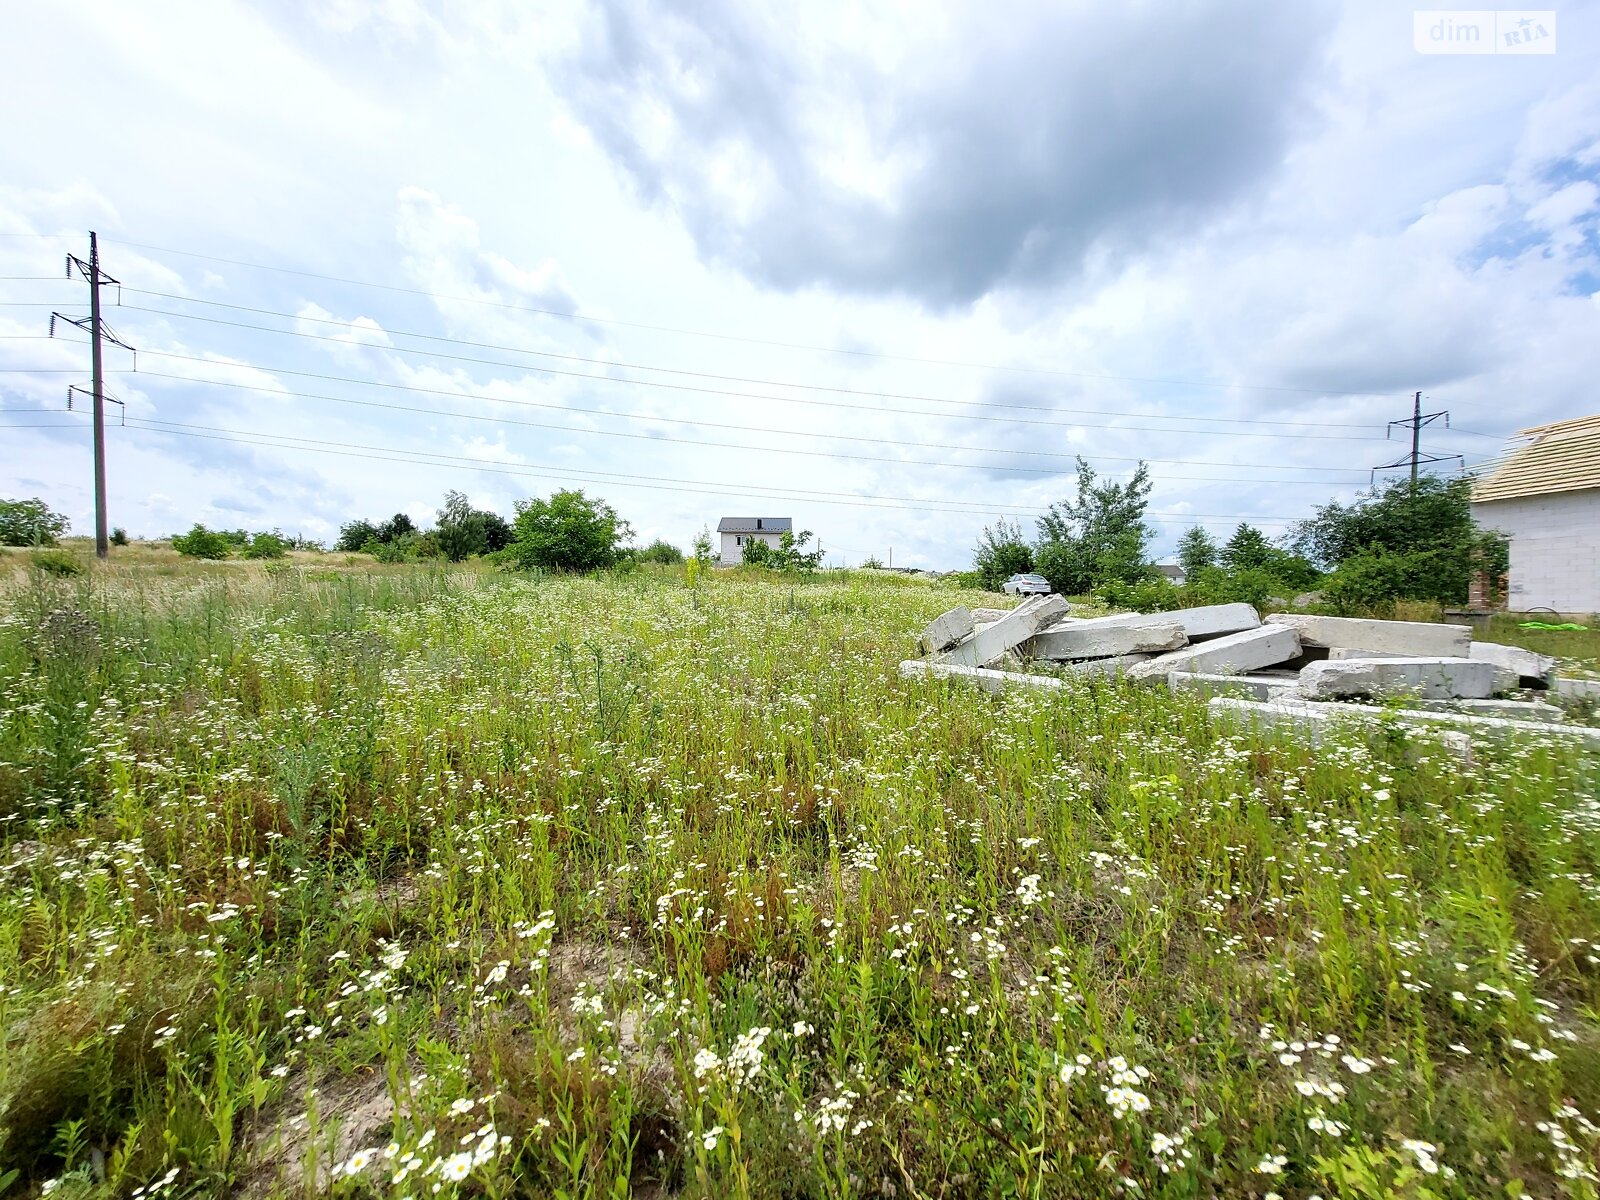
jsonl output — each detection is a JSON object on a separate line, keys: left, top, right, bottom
{"left": 905, "top": 598, "right": 1599, "bottom": 748}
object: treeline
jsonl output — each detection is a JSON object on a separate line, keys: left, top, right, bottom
{"left": 969, "top": 462, "right": 1507, "bottom": 614}
{"left": 172, "top": 488, "right": 691, "bottom": 572}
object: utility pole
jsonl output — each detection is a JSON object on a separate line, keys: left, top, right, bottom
{"left": 51, "top": 232, "right": 132, "bottom": 558}
{"left": 1372, "top": 390, "right": 1459, "bottom": 491}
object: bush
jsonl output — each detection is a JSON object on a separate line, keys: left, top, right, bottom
{"left": 503, "top": 490, "right": 630, "bottom": 573}
{"left": 638, "top": 539, "right": 684, "bottom": 565}
{"left": 1097, "top": 575, "right": 1183, "bottom": 612}
{"left": 30, "top": 549, "right": 83, "bottom": 576}
{"left": 110, "top": 527, "right": 128, "bottom": 547}
{"left": 243, "top": 531, "right": 289, "bottom": 559}
{"left": 170, "top": 525, "right": 233, "bottom": 559}
{"left": 0, "top": 498, "right": 70, "bottom": 547}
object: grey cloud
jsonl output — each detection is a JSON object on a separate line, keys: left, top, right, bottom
{"left": 560, "top": 1, "right": 1338, "bottom": 305}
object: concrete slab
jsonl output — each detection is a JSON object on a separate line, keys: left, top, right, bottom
{"left": 940, "top": 594, "right": 1070, "bottom": 669}
{"left": 1328, "top": 647, "right": 1410, "bottom": 660}
{"left": 898, "top": 659, "right": 1062, "bottom": 694}
{"left": 970, "top": 608, "right": 1011, "bottom": 624}
{"left": 1407, "top": 698, "right": 1568, "bottom": 723}
{"left": 1297, "top": 657, "right": 1498, "bottom": 700}
{"left": 1265, "top": 613, "right": 1471, "bottom": 658}
{"left": 1128, "top": 624, "right": 1301, "bottom": 680}
{"left": 1469, "top": 641, "right": 1557, "bottom": 687}
{"left": 1092, "top": 603, "right": 1260, "bottom": 641}
{"left": 1168, "top": 672, "right": 1299, "bottom": 702}
{"left": 918, "top": 606, "right": 975, "bottom": 655}
{"left": 1026, "top": 619, "right": 1187, "bottom": 660}
{"left": 1208, "top": 696, "right": 1474, "bottom": 764}
{"left": 1555, "top": 677, "right": 1600, "bottom": 702}
{"left": 1275, "top": 695, "right": 1600, "bottom": 747}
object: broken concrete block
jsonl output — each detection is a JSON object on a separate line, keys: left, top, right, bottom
{"left": 1297, "top": 657, "right": 1497, "bottom": 700}
{"left": 1090, "top": 603, "right": 1259, "bottom": 641}
{"left": 1026, "top": 618, "right": 1187, "bottom": 660}
{"left": 940, "top": 594, "right": 1070, "bottom": 669}
{"left": 1555, "top": 677, "right": 1600, "bottom": 702}
{"left": 970, "top": 608, "right": 1011, "bottom": 624}
{"left": 1208, "top": 696, "right": 1475, "bottom": 764}
{"left": 1168, "top": 672, "right": 1298, "bottom": 702}
{"left": 1469, "top": 641, "right": 1557, "bottom": 687}
{"left": 898, "top": 659, "right": 1062, "bottom": 695}
{"left": 918, "top": 606, "right": 975, "bottom": 655}
{"left": 1265, "top": 614, "right": 1471, "bottom": 658}
{"left": 1408, "top": 698, "right": 1568, "bottom": 723}
{"left": 1128, "top": 624, "right": 1301, "bottom": 680}
{"left": 1328, "top": 647, "right": 1410, "bottom": 660}
{"left": 1275, "top": 695, "right": 1600, "bottom": 747}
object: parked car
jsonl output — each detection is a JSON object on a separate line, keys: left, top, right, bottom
{"left": 1001, "top": 573, "right": 1053, "bottom": 595}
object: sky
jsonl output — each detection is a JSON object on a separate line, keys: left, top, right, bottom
{"left": 2, "top": 1, "right": 1598, "bottom": 569}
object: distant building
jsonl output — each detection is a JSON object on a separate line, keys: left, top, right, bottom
{"left": 1471, "top": 414, "right": 1600, "bottom": 614}
{"left": 1156, "top": 564, "right": 1187, "bottom": 585}
{"left": 717, "top": 516, "right": 792, "bottom": 566}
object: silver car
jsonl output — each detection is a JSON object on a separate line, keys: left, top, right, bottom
{"left": 1001, "top": 572, "right": 1052, "bottom": 595}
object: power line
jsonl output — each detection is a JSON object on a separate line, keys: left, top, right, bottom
{"left": 115, "top": 303, "right": 1408, "bottom": 446}
{"left": 112, "top": 352, "right": 1373, "bottom": 479}
{"left": 52, "top": 413, "right": 1305, "bottom": 525}
{"left": 1372, "top": 390, "right": 1461, "bottom": 487}
{"left": 102, "top": 234, "right": 1458, "bottom": 402}
{"left": 117, "top": 291, "right": 1417, "bottom": 437}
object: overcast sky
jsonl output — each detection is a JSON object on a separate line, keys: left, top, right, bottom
{"left": 3, "top": 1, "right": 1597, "bottom": 568}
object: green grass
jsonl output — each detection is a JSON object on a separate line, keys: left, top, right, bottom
{"left": 2, "top": 557, "right": 1599, "bottom": 1199}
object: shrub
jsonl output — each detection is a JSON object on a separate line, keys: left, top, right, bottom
{"left": 243, "top": 531, "right": 289, "bottom": 559}
{"left": 1097, "top": 575, "right": 1183, "bottom": 612}
{"left": 170, "top": 525, "right": 233, "bottom": 560}
{"left": 109, "top": 527, "right": 129, "bottom": 547}
{"left": 0, "top": 498, "right": 70, "bottom": 547}
{"left": 638, "top": 539, "right": 684, "bottom": 565}
{"left": 973, "top": 518, "right": 1033, "bottom": 589}
{"left": 30, "top": 549, "right": 83, "bottom": 576}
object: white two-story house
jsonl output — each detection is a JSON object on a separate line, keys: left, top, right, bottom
{"left": 717, "top": 516, "right": 791, "bottom": 565}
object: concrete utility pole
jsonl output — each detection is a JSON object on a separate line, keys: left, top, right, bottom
{"left": 1372, "top": 390, "right": 1459, "bottom": 491}
{"left": 52, "top": 232, "right": 132, "bottom": 558}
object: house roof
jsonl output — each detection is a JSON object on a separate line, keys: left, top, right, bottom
{"left": 1472, "top": 414, "right": 1600, "bottom": 503}
{"left": 716, "top": 517, "right": 793, "bottom": 533}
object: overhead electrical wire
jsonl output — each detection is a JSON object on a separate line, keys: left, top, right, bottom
{"left": 100, "top": 235, "right": 1502, "bottom": 413}
{"left": 0, "top": 409, "right": 1303, "bottom": 525}
{"left": 118, "top": 291, "right": 1419, "bottom": 437}
{"left": 111, "top": 352, "right": 1373, "bottom": 480}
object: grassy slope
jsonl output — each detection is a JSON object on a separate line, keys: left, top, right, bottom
{"left": 1, "top": 557, "right": 1599, "bottom": 1199}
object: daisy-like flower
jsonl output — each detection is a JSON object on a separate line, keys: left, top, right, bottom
{"left": 702, "top": 1125, "right": 725, "bottom": 1151}
{"left": 441, "top": 1152, "right": 473, "bottom": 1182}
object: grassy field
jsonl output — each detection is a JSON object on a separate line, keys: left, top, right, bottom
{"left": 3, "top": 556, "right": 1600, "bottom": 1199}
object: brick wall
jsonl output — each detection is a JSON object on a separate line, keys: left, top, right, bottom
{"left": 1472, "top": 488, "right": 1600, "bottom": 614}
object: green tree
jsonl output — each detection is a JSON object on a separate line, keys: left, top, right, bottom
{"left": 772, "top": 529, "right": 824, "bottom": 572}
{"left": 110, "top": 527, "right": 129, "bottom": 547}
{"left": 374, "top": 513, "right": 417, "bottom": 545}
{"left": 171, "top": 524, "right": 233, "bottom": 559}
{"left": 435, "top": 490, "right": 489, "bottom": 562}
{"left": 973, "top": 518, "right": 1034, "bottom": 590}
{"left": 336, "top": 519, "right": 379, "bottom": 552}
{"left": 1221, "top": 523, "right": 1272, "bottom": 573}
{"left": 1175, "top": 526, "right": 1217, "bottom": 580}
{"left": 504, "top": 489, "right": 631, "bottom": 573}
{"left": 0, "top": 498, "right": 69, "bottom": 546}
{"left": 1034, "top": 459, "right": 1154, "bottom": 595}
{"left": 1291, "top": 475, "right": 1507, "bottom": 606}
